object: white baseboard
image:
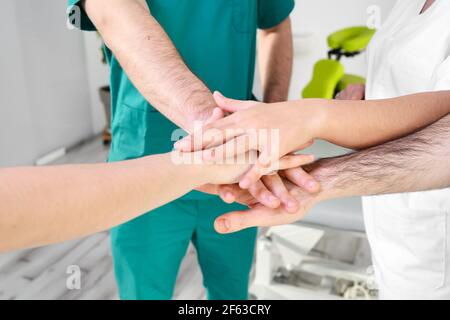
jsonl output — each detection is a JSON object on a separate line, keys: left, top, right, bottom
{"left": 35, "top": 147, "right": 66, "bottom": 166}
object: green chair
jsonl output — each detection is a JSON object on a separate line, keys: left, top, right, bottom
{"left": 302, "top": 26, "right": 376, "bottom": 99}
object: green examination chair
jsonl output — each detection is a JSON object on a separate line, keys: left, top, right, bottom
{"left": 302, "top": 26, "right": 376, "bottom": 99}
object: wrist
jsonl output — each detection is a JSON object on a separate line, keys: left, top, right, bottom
{"left": 199, "top": 163, "right": 217, "bottom": 185}
{"left": 306, "top": 158, "right": 342, "bottom": 202}
{"left": 183, "top": 92, "right": 218, "bottom": 133}
{"left": 167, "top": 151, "right": 209, "bottom": 187}
{"left": 291, "top": 99, "right": 329, "bottom": 140}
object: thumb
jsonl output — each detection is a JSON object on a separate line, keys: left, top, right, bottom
{"left": 213, "top": 91, "right": 256, "bottom": 113}
{"left": 214, "top": 205, "right": 288, "bottom": 234}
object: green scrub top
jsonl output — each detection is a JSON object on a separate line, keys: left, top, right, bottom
{"left": 68, "top": 0, "right": 294, "bottom": 200}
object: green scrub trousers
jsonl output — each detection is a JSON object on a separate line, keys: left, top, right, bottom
{"left": 67, "top": 0, "right": 294, "bottom": 300}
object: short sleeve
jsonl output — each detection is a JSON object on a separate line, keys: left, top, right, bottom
{"left": 67, "top": 0, "right": 96, "bottom": 31}
{"left": 257, "top": 0, "right": 295, "bottom": 29}
{"left": 432, "top": 55, "right": 450, "bottom": 91}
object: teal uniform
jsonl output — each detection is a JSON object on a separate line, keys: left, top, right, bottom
{"left": 68, "top": 0, "right": 294, "bottom": 300}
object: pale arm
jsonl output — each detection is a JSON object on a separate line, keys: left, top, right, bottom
{"left": 82, "top": 0, "right": 218, "bottom": 132}
{"left": 315, "top": 90, "right": 450, "bottom": 149}
{"left": 0, "top": 153, "right": 250, "bottom": 252}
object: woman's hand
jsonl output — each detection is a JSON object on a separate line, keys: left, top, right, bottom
{"left": 175, "top": 92, "right": 325, "bottom": 190}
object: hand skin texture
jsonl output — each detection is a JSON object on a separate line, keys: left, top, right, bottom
{"left": 197, "top": 152, "right": 316, "bottom": 212}
{"left": 214, "top": 114, "right": 450, "bottom": 234}
{"left": 83, "top": 0, "right": 220, "bottom": 132}
{"left": 83, "top": 0, "right": 296, "bottom": 209}
{"left": 176, "top": 90, "right": 450, "bottom": 190}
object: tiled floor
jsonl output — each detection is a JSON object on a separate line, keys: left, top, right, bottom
{"left": 0, "top": 137, "right": 205, "bottom": 300}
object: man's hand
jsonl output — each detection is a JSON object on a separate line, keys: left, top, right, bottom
{"left": 198, "top": 152, "right": 316, "bottom": 210}
{"left": 214, "top": 180, "right": 319, "bottom": 233}
{"left": 335, "top": 84, "right": 365, "bottom": 100}
{"left": 215, "top": 162, "right": 321, "bottom": 212}
{"left": 214, "top": 113, "right": 450, "bottom": 233}
{"left": 175, "top": 92, "right": 323, "bottom": 191}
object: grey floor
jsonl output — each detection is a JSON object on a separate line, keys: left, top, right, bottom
{"left": 0, "top": 137, "right": 205, "bottom": 300}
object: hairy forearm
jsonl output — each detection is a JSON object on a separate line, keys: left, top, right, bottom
{"left": 0, "top": 154, "right": 206, "bottom": 252}
{"left": 313, "top": 91, "right": 450, "bottom": 149}
{"left": 309, "top": 114, "right": 450, "bottom": 202}
{"left": 258, "top": 18, "right": 293, "bottom": 103}
{"left": 83, "top": 0, "right": 216, "bottom": 131}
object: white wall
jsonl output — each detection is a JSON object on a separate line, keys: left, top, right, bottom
{"left": 0, "top": 0, "right": 37, "bottom": 166}
{"left": 0, "top": 0, "right": 97, "bottom": 166}
{"left": 82, "top": 32, "right": 110, "bottom": 135}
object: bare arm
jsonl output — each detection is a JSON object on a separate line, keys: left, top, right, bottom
{"left": 82, "top": 0, "right": 217, "bottom": 132}
{"left": 0, "top": 153, "right": 251, "bottom": 252}
{"left": 214, "top": 114, "right": 450, "bottom": 233}
{"left": 316, "top": 90, "right": 450, "bottom": 149}
{"left": 312, "top": 113, "right": 450, "bottom": 198}
{"left": 178, "top": 91, "right": 450, "bottom": 187}
{"left": 258, "top": 17, "right": 293, "bottom": 103}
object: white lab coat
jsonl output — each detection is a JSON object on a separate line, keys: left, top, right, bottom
{"left": 363, "top": 0, "right": 450, "bottom": 300}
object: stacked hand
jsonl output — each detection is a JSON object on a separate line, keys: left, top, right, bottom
{"left": 175, "top": 91, "right": 329, "bottom": 222}
{"left": 177, "top": 92, "right": 323, "bottom": 189}
{"left": 214, "top": 177, "right": 322, "bottom": 234}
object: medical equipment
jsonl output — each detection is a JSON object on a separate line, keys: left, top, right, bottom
{"left": 302, "top": 26, "right": 375, "bottom": 99}
{"left": 250, "top": 223, "right": 377, "bottom": 300}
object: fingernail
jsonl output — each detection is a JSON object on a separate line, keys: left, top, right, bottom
{"left": 226, "top": 192, "right": 235, "bottom": 202}
{"left": 307, "top": 180, "right": 318, "bottom": 190}
{"left": 175, "top": 139, "right": 190, "bottom": 150}
{"left": 268, "top": 195, "right": 278, "bottom": 203}
{"left": 287, "top": 200, "right": 297, "bottom": 209}
{"left": 259, "top": 155, "right": 271, "bottom": 167}
{"left": 240, "top": 178, "right": 251, "bottom": 189}
{"left": 214, "top": 91, "right": 223, "bottom": 98}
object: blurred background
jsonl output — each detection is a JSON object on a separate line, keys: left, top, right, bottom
{"left": 0, "top": 0, "right": 395, "bottom": 300}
